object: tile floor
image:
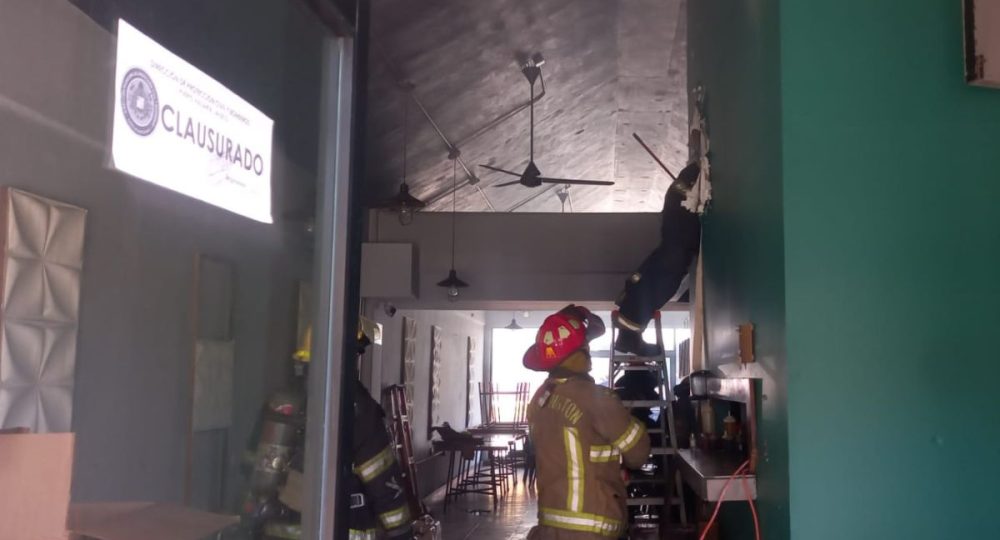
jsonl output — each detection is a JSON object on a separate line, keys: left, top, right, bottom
{"left": 426, "top": 479, "right": 538, "bottom": 540}
{"left": 424, "top": 475, "right": 701, "bottom": 540}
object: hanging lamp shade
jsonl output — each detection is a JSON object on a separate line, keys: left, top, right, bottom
{"left": 375, "top": 95, "right": 424, "bottom": 225}
{"left": 436, "top": 269, "right": 468, "bottom": 289}
{"left": 378, "top": 183, "right": 426, "bottom": 212}
{"left": 436, "top": 269, "right": 468, "bottom": 301}
{"left": 437, "top": 158, "right": 468, "bottom": 301}
{"left": 504, "top": 315, "right": 523, "bottom": 330}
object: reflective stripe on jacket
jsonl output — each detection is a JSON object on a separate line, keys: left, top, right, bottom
{"left": 348, "top": 529, "right": 377, "bottom": 540}
{"left": 351, "top": 380, "right": 412, "bottom": 537}
{"left": 527, "top": 375, "right": 650, "bottom": 538}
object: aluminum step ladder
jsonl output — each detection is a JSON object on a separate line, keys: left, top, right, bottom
{"left": 609, "top": 311, "right": 687, "bottom": 529}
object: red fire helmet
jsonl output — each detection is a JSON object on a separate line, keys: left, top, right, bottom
{"left": 523, "top": 306, "right": 603, "bottom": 371}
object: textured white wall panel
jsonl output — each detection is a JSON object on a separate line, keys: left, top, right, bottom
{"left": 0, "top": 188, "right": 86, "bottom": 433}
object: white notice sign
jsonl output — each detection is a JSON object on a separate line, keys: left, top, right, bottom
{"left": 113, "top": 20, "right": 274, "bottom": 223}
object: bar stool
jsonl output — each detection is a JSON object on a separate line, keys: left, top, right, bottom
{"left": 436, "top": 440, "right": 509, "bottom": 512}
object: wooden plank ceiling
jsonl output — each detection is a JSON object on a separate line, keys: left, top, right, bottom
{"left": 365, "top": 0, "right": 688, "bottom": 213}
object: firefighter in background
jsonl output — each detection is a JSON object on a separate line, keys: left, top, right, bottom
{"left": 241, "top": 337, "right": 309, "bottom": 538}
{"left": 614, "top": 162, "right": 702, "bottom": 356}
{"left": 243, "top": 329, "right": 414, "bottom": 539}
{"left": 614, "top": 368, "right": 660, "bottom": 430}
{"left": 524, "top": 305, "right": 652, "bottom": 539}
{"left": 346, "top": 331, "right": 412, "bottom": 539}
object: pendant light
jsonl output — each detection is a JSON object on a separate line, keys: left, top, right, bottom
{"left": 378, "top": 96, "right": 425, "bottom": 225}
{"left": 504, "top": 312, "right": 523, "bottom": 330}
{"left": 437, "top": 158, "right": 468, "bottom": 301}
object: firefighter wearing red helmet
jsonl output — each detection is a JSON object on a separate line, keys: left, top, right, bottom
{"left": 524, "top": 305, "right": 651, "bottom": 539}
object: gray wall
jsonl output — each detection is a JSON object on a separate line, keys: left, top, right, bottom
{"left": 368, "top": 210, "right": 662, "bottom": 310}
{"left": 366, "top": 308, "right": 485, "bottom": 498}
{"left": 0, "top": 0, "right": 323, "bottom": 507}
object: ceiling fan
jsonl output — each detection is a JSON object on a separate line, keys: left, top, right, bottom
{"left": 480, "top": 57, "right": 615, "bottom": 189}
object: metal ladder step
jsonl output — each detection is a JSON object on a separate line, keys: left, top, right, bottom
{"left": 612, "top": 355, "right": 666, "bottom": 363}
{"left": 610, "top": 310, "right": 687, "bottom": 526}
{"left": 616, "top": 366, "right": 667, "bottom": 373}
{"left": 628, "top": 477, "right": 668, "bottom": 485}
{"left": 626, "top": 496, "right": 683, "bottom": 507}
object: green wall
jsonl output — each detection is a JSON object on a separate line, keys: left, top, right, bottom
{"left": 689, "top": 0, "right": 789, "bottom": 538}
{"left": 782, "top": 0, "right": 1000, "bottom": 538}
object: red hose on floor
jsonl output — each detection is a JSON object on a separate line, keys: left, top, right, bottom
{"left": 697, "top": 460, "right": 761, "bottom": 540}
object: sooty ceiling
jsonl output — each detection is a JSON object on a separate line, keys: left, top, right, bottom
{"left": 365, "top": 0, "right": 689, "bottom": 213}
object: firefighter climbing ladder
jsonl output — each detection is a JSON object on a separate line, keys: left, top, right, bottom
{"left": 609, "top": 311, "right": 688, "bottom": 529}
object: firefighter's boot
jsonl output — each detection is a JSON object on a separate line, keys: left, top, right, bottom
{"left": 614, "top": 328, "right": 661, "bottom": 357}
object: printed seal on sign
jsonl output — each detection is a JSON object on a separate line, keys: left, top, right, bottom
{"left": 120, "top": 68, "right": 159, "bottom": 136}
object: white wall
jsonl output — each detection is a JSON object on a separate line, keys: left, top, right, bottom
{"left": 367, "top": 210, "right": 662, "bottom": 310}
{"left": 365, "top": 308, "right": 485, "bottom": 497}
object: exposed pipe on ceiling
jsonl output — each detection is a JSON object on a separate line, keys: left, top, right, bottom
{"left": 419, "top": 73, "right": 548, "bottom": 212}
{"left": 453, "top": 72, "right": 546, "bottom": 149}
{"left": 424, "top": 181, "right": 497, "bottom": 213}
{"left": 371, "top": 43, "right": 496, "bottom": 211}
{"left": 507, "top": 184, "right": 557, "bottom": 212}
{"left": 372, "top": 43, "right": 550, "bottom": 213}
{"left": 475, "top": 185, "right": 496, "bottom": 210}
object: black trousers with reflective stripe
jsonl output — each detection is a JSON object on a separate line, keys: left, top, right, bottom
{"left": 616, "top": 245, "right": 693, "bottom": 330}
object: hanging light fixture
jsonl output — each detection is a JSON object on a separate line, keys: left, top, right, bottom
{"left": 437, "top": 158, "right": 468, "bottom": 301}
{"left": 377, "top": 95, "right": 425, "bottom": 225}
{"left": 504, "top": 312, "right": 523, "bottom": 330}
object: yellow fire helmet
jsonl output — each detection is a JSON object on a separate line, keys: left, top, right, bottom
{"left": 293, "top": 326, "right": 312, "bottom": 363}
{"left": 294, "top": 323, "right": 373, "bottom": 362}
